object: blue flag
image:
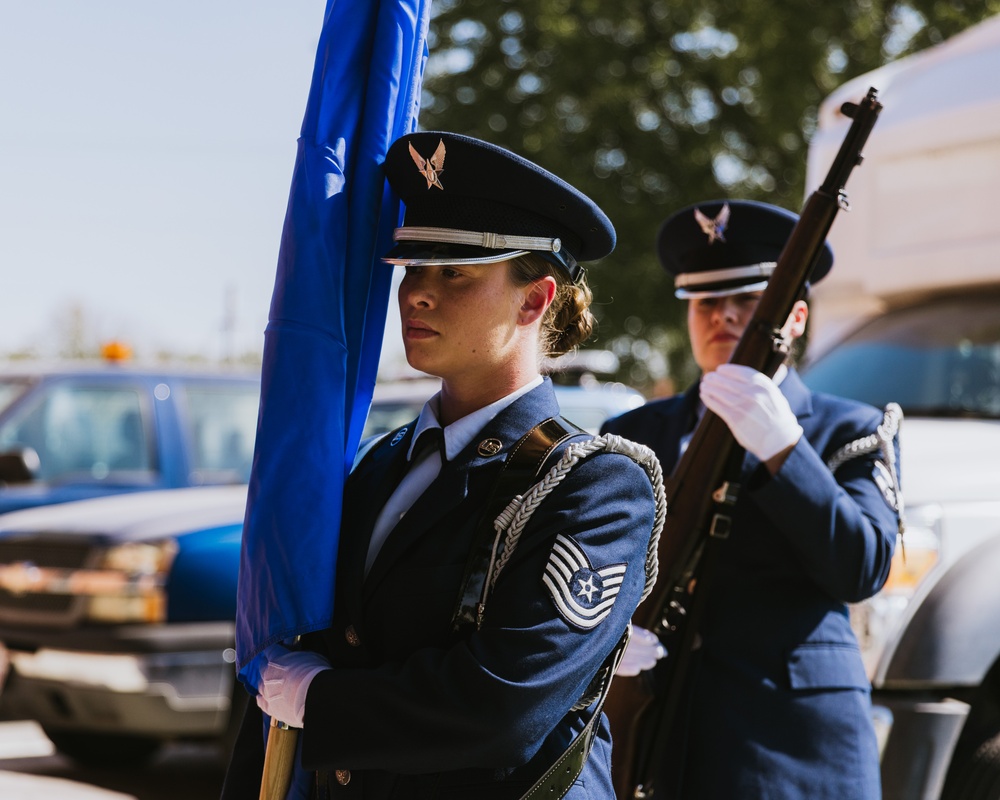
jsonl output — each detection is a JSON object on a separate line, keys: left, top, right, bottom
{"left": 235, "top": 0, "right": 431, "bottom": 688}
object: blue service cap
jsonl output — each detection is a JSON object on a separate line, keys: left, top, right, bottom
{"left": 657, "top": 199, "right": 833, "bottom": 299}
{"left": 381, "top": 132, "right": 615, "bottom": 281}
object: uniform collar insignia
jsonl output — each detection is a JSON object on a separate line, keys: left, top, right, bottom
{"left": 477, "top": 438, "right": 503, "bottom": 457}
{"left": 409, "top": 139, "right": 447, "bottom": 190}
{"left": 694, "top": 202, "right": 730, "bottom": 244}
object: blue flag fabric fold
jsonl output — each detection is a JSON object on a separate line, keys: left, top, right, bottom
{"left": 235, "top": 0, "right": 431, "bottom": 690}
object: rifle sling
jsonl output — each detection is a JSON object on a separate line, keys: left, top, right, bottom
{"left": 450, "top": 416, "right": 582, "bottom": 633}
{"left": 519, "top": 626, "right": 631, "bottom": 800}
{"left": 634, "top": 449, "right": 745, "bottom": 799}
{"left": 447, "top": 416, "right": 628, "bottom": 800}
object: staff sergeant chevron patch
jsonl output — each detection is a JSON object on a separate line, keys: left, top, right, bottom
{"left": 543, "top": 533, "right": 627, "bottom": 630}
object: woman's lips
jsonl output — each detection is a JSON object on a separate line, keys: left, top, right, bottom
{"left": 405, "top": 319, "right": 438, "bottom": 339}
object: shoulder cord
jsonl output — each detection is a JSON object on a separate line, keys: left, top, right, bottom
{"left": 487, "top": 432, "right": 666, "bottom": 610}
{"left": 512, "top": 435, "right": 665, "bottom": 800}
{"left": 825, "top": 402, "right": 905, "bottom": 532}
{"left": 451, "top": 417, "right": 585, "bottom": 634}
{"left": 485, "top": 433, "right": 665, "bottom": 712}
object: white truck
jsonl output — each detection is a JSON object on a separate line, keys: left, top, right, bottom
{"left": 800, "top": 14, "right": 1000, "bottom": 800}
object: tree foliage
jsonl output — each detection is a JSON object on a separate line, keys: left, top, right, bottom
{"left": 419, "top": 0, "right": 997, "bottom": 392}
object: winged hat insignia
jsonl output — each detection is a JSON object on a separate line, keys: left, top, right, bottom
{"left": 409, "top": 139, "right": 447, "bottom": 190}
{"left": 693, "top": 202, "right": 730, "bottom": 244}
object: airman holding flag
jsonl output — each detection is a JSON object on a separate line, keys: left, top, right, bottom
{"left": 224, "top": 129, "right": 665, "bottom": 799}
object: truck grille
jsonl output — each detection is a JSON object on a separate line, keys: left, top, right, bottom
{"left": 0, "top": 536, "right": 101, "bottom": 627}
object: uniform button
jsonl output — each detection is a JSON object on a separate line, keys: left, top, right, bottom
{"left": 344, "top": 625, "right": 361, "bottom": 647}
{"left": 335, "top": 769, "right": 351, "bottom": 785}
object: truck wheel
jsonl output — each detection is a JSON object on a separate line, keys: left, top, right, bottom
{"left": 941, "top": 731, "right": 1000, "bottom": 799}
{"left": 44, "top": 729, "right": 162, "bottom": 767}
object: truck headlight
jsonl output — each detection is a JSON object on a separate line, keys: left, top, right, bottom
{"left": 851, "top": 505, "right": 941, "bottom": 679}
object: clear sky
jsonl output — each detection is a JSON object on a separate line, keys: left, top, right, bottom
{"left": 1, "top": 0, "right": 408, "bottom": 368}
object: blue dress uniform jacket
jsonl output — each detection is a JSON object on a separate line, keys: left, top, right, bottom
{"left": 223, "top": 379, "right": 656, "bottom": 799}
{"left": 600, "top": 369, "right": 899, "bottom": 800}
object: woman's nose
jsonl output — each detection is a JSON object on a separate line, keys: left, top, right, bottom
{"left": 400, "top": 275, "right": 433, "bottom": 308}
{"left": 709, "top": 298, "right": 738, "bottom": 322}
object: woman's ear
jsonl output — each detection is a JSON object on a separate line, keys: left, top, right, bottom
{"left": 518, "top": 276, "right": 557, "bottom": 325}
{"left": 783, "top": 299, "right": 809, "bottom": 340}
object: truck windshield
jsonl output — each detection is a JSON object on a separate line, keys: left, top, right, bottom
{"left": 0, "top": 378, "right": 31, "bottom": 416}
{"left": 801, "top": 292, "right": 1000, "bottom": 419}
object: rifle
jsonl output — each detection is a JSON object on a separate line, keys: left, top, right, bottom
{"left": 605, "top": 87, "right": 883, "bottom": 800}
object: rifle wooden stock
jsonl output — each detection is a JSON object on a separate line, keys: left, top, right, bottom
{"left": 606, "top": 88, "right": 883, "bottom": 800}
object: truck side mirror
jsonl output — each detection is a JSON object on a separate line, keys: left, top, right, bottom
{"left": 0, "top": 447, "right": 41, "bottom": 484}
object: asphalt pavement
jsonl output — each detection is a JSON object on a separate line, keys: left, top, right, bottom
{"left": 0, "top": 721, "right": 132, "bottom": 799}
{"left": 0, "top": 769, "right": 135, "bottom": 799}
{"left": 0, "top": 720, "right": 225, "bottom": 800}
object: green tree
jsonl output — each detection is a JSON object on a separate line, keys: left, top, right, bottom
{"left": 420, "top": 0, "right": 997, "bottom": 392}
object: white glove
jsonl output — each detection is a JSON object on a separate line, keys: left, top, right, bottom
{"left": 700, "top": 364, "right": 803, "bottom": 462}
{"left": 616, "top": 626, "right": 667, "bottom": 677}
{"left": 255, "top": 644, "right": 331, "bottom": 728}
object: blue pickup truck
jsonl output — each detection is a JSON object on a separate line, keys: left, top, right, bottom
{"left": 0, "top": 370, "right": 642, "bottom": 765}
{"left": 0, "top": 361, "right": 260, "bottom": 764}
{"left": 0, "top": 362, "right": 260, "bottom": 515}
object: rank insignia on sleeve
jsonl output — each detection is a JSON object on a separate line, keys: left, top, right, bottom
{"left": 543, "top": 533, "right": 627, "bottom": 630}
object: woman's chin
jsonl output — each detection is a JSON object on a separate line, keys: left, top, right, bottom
{"left": 404, "top": 352, "right": 439, "bottom": 377}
